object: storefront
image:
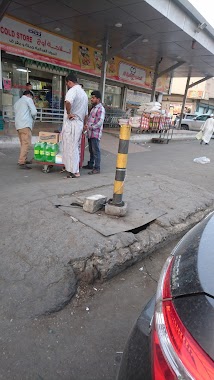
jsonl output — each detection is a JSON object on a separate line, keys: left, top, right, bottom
{"left": 1, "top": 52, "right": 66, "bottom": 114}
{"left": 0, "top": 15, "right": 171, "bottom": 122}
{"left": 77, "top": 76, "right": 122, "bottom": 108}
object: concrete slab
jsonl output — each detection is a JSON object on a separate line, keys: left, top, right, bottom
{"left": 83, "top": 194, "right": 107, "bottom": 214}
{"left": 59, "top": 188, "right": 166, "bottom": 236}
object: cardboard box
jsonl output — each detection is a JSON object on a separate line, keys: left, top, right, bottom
{"left": 39, "top": 132, "right": 59, "bottom": 144}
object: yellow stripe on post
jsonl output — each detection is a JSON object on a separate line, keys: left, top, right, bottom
{"left": 113, "top": 180, "right": 124, "bottom": 195}
{"left": 111, "top": 122, "right": 131, "bottom": 206}
{"left": 116, "top": 153, "right": 128, "bottom": 169}
{"left": 120, "top": 124, "right": 131, "bottom": 140}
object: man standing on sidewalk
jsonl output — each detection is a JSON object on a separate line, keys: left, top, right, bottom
{"left": 83, "top": 91, "right": 105, "bottom": 175}
{"left": 14, "top": 90, "right": 37, "bottom": 169}
{"left": 62, "top": 73, "right": 88, "bottom": 178}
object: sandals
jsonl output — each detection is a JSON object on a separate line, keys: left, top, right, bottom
{"left": 88, "top": 169, "right": 100, "bottom": 175}
{"left": 64, "top": 172, "right": 80, "bottom": 179}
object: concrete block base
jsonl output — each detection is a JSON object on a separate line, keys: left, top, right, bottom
{"left": 83, "top": 194, "right": 107, "bottom": 214}
{"left": 105, "top": 202, "right": 128, "bottom": 217}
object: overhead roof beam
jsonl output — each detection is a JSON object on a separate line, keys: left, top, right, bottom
{"left": 188, "top": 75, "right": 213, "bottom": 89}
{"left": 157, "top": 61, "right": 185, "bottom": 78}
{"left": 0, "top": 0, "right": 12, "bottom": 21}
{"left": 108, "top": 34, "right": 143, "bottom": 61}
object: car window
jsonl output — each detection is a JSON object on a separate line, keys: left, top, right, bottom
{"left": 185, "top": 115, "right": 195, "bottom": 119}
{"left": 196, "top": 115, "right": 208, "bottom": 121}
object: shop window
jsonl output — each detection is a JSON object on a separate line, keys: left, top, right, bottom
{"left": 1, "top": 53, "right": 64, "bottom": 114}
{"left": 104, "top": 85, "right": 121, "bottom": 108}
{"left": 78, "top": 78, "right": 99, "bottom": 102}
{"left": 29, "top": 69, "right": 63, "bottom": 110}
{"left": 1, "top": 58, "right": 28, "bottom": 118}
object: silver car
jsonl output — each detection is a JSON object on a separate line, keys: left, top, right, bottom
{"left": 177, "top": 114, "right": 210, "bottom": 131}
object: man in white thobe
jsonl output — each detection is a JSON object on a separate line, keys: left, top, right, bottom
{"left": 62, "top": 73, "right": 88, "bottom": 178}
{"left": 200, "top": 115, "right": 214, "bottom": 145}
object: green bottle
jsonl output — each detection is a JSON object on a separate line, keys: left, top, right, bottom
{"left": 40, "top": 142, "right": 47, "bottom": 161}
{"left": 50, "top": 143, "right": 59, "bottom": 163}
{"left": 34, "top": 142, "right": 41, "bottom": 161}
{"left": 45, "top": 143, "right": 52, "bottom": 162}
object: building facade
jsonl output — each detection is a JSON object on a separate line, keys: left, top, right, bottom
{"left": 0, "top": 15, "right": 171, "bottom": 124}
{"left": 162, "top": 77, "right": 214, "bottom": 116}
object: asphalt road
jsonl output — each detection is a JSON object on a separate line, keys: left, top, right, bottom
{"left": 1, "top": 137, "right": 214, "bottom": 379}
{"left": 0, "top": 240, "right": 176, "bottom": 380}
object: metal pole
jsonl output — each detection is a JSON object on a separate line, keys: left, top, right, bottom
{"left": 188, "top": 75, "right": 212, "bottom": 89}
{"left": 26, "top": 68, "right": 29, "bottom": 83}
{"left": 151, "top": 60, "right": 159, "bottom": 102}
{"left": 178, "top": 68, "right": 192, "bottom": 129}
{"left": 99, "top": 29, "right": 109, "bottom": 103}
{"left": 59, "top": 75, "right": 62, "bottom": 110}
{"left": 112, "top": 123, "right": 131, "bottom": 206}
{"left": 121, "top": 86, "right": 127, "bottom": 111}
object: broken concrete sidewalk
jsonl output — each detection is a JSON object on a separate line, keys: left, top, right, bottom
{"left": 1, "top": 173, "right": 214, "bottom": 319}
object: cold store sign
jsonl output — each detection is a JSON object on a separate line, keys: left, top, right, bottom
{"left": 118, "top": 62, "right": 147, "bottom": 87}
{"left": 0, "top": 16, "right": 73, "bottom": 67}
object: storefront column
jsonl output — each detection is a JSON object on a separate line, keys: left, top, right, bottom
{"left": 26, "top": 68, "right": 30, "bottom": 83}
{"left": 99, "top": 29, "right": 109, "bottom": 103}
{"left": 59, "top": 75, "right": 62, "bottom": 106}
{"left": 150, "top": 60, "right": 160, "bottom": 102}
{"left": 121, "top": 86, "right": 127, "bottom": 111}
{"left": 178, "top": 68, "right": 192, "bottom": 129}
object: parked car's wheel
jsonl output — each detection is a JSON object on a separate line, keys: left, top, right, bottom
{"left": 180, "top": 124, "right": 189, "bottom": 130}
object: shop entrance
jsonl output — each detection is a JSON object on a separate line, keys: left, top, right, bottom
{"left": 28, "top": 69, "right": 63, "bottom": 111}
{"left": 1, "top": 52, "right": 64, "bottom": 121}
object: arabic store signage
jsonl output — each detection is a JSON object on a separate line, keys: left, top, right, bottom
{"left": 0, "top": 16, "right": 170, "bottom": 93}
{"left": 0, "top": 16, "right": 72, "bottom": 66}
{"left": 118, "top": 62, "right": 147, "bottom": 87}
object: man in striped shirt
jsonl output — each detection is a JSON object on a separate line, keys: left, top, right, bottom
{"left": 83, "top": 91, "right": 105, "bottom": 174}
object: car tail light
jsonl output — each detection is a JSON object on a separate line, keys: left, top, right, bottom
{"left": 152, "top": 256, "right": 214, "bottom": 380}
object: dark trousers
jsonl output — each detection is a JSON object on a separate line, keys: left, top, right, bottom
{"left": 88, "top": 138, "right": 101, "bottom": 171}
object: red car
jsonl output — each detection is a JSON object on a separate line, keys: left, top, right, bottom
{"left": 117, "top": 213, "right": 214, "bottom": 380}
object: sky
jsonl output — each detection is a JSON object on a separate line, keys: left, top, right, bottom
{"left": 188, "top": 0, "right": 214, "bottom": 27}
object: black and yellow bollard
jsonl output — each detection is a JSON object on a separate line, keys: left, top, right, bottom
{"left": 105, "top": 122, "right": 131, "bottom": 216}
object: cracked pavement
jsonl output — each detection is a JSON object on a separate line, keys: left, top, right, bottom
{"left": 1, "top": 135, "right": 214, "bottom": 378}
{"left": 1, "top": 137, "right": 214, "bottom": 317}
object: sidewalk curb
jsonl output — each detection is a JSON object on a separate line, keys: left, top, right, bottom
{"left": 103, "top": 129, "right": 197, "bottom": 142}
{"left": 0, "top": 130, "right": 197, "bottom": 145}
{"left": 69, "top": 206, "right": 214, "bottom": 285}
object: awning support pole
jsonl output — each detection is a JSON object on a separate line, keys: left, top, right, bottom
{"left": 151, "top": 59, "right": 160, "bottom": 102}
{"left": 188, "top": 76, "right": 212, "bottom": 89}
{"left": 99, "top": 29, "right": 109, "bottom": 103}
{"left": 178, "top": 67, "right": 192, "bottom": 129}
{"left": 157, "top": 61, "right": 185, "bottom": 78}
